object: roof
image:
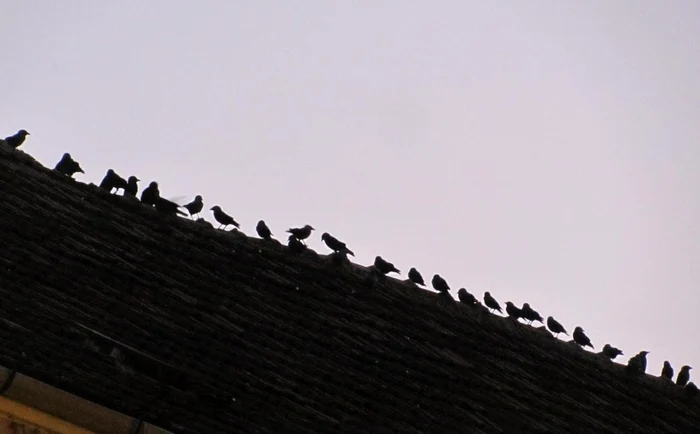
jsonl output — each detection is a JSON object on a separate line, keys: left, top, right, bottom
{"left": 0, "top": 143, "right": 699, "bottom": 434}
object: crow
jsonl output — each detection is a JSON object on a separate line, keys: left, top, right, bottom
{"left": 4, "top": 129, "right": 30, "bottom": 149}
{"left": 286, "top": 225, "right": 315, "bottom": 243}
{"left": 100, "top": 169, "right": 128, "bottom": 194}
{"left": 546, "top": 316, "right": 567, "bottom": 337}
{"left": 54, "top": 153, "right": 84, "bottom": 177}
{"left": 431, "top": 274, "right": 450, "bottom": 293}
{"left": 256, "top": 220, "right": 273, "bottom": 240}
{"left": 573, "top": 326, "right": 594, "bottom": 349}
{"left": 483, "top": 292, "right": 502, "bottom": 313}
{"left": 321, "top": 232, "right": 354, "bottom": 256}
{"left": 183, "top": 195, "right": 203, "bottom": 219}
{"left": 661, "top": 361, "right": 674, "bottom": 380}
{"left": 155, "top": 197, "right": 187, "bottom": 216}
{"left": 457, "top": 288, "right": 477, "bottom": 306}
{"left": 141, "top": 181, "right": 160, "bottom": 206}
{"left": 521, "top": 303, "right": 544, "bottom": 325}
{"left": 505, "top": 302, "right": 523, "bottom": 321}
{"left": 408, "top": 268, "right": 425, "bottom": 286}
{"left": 374, "top": 256, "right": 400, "bottom": 275}
{"left": 677, "top": 366, "right": 693, "bottom": 386}
{"left": 627, "top": 351, "right": 649, "bottom": 375}
{"left": 124, "top": 176, "right": 140, "bottom": 197}
{"left": 602, "top": 344, "right": 623, "bottom": 360}
{"left": 210, "top": 205, "right": 240, "bottom": 230}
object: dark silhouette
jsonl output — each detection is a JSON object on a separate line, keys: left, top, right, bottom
{"left": 183, "top": 195, "right": 203, "bottom": 219}
{"left": 546, "top": 316, "right": 567, "bottom": 337}
{"left": 602, "top": 344, "right": 623, "bottom": 360}
{"left": 155, "top": 197, "right": 187, "bottom": 217}
{"left": 4, "top": 129, "right": 30, "bottom": 149}
{"left": 573, "top": 327, "right": 594, "bottom": 349}
{"left": 661, "top": 361, "right": 674, "bottom": 380}
{"left": 677, "top": 366, "right": 692, "bottom": 386}
{"left": 99, "top": 169, "right": 128, "bottom": 194}
{"left": 520, "top": 303, "right": 543, "bottom": 325}
{"left": 256, "top": 220, "right": 273, "bottom": 240}
{"left": 288, "top": 236, "right": 307, "bottom": 254}
{"left": 321, "top": 233, "right": 354, "bottom": 256}
{"left": 374, "top": 256, "right": 400, "bottom": 275}
{"left": 210, "top": 206, "right": 240, "bottom": 230}
{"left": 626, "top": 351, "right": 649, "bottom": 375}
{"left": 54, "top": 153, "right": 84, "bottom": 177}
{"left": 124, "top": 176, "right": 140, "bottom": 197}
{"left": 141, "top": 181, "right": 160, "bottom": 206}
{"left": 408, "top": 268, "right": 425, "bottom": 286}
{"left": 483, "top": 292, "right": 502, "bottom": 313}
{"left": 286, "top": 225, "right": 315, "bottom": 243}
{"left": 457, "top": 288, "right": 477, "bottom": 306}
{"left": 505, "top": 302, "right": 522, "bottom": 320}
{"left": 686, "top": 382, "right": 699, "bottom": 398}
{"left": 431, "top": 274, "right": 449, "bottom": 293}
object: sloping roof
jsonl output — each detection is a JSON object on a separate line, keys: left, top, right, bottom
{"left": 0, "top": 144, "right": 698, "bottom": 434}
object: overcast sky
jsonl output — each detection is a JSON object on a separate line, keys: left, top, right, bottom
{"left": 3, "top": 1, "right": 699, "bottom": 377}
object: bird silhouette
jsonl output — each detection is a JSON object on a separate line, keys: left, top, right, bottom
{"left": 288, "top": 236, "right": 307, "bottom": 254}
{"left": 155, "top": 197, "right": 187, "bottom": 216}
{"left": 54, "top": 153, "right": 84, "bottom": 177}
{"left": 627, "top": 351, "right": 649, "bottom": 375}
{"left": 183, "top": 195, "right": 203, "bottom": 219}
{"left": 483, "top": 292, "right": 502, "bottom": 313}
{"left": 505, "top": 302, "right": 522, "bottom": 321}
{"left": 457, "top": 288, "right": 477, "bottom": 306}
{"left": 374, "top": 256, "right": 400, "bottom": 275}
{"left": 408, "top": 268, "right": 425, "bottom": 286}
{"left": 661, "top": 361, "right": 674, "bottom": 380}
{"left": 100, "top": 169, "right": 128, "bottom": 194}
{"left": 677, "top": 366, "right": 693, "bottom": 386}
{"left": 431, "top": 274, "right": 450, "bottom": 293}
{"left": 520, "top": 303, "right": 544, "bottom": 325}
{"left": 286, "top": 225, "right": 315, "bottom": 243}
{"left": 141, "top": 181, "right": 160, "bottom": 206}
{"left": 4, "top": 129, "right": 30, "bottom": 149}
{"left": 602, "top": 344, "right": 623, "bottom": 360}
{"left": 256, "top": 220, "right": 273, "bottom": 240}
{"left": 210, "top": 206, "right": 240, "bottom": 230}
{"left": 124, "top": 176, "right": 140, "bottom": 197}
{"left": 685, "top": 382, "right": 699, "bottom": 398}
{"left": 321, "top": 232, "right": 354, "bottom": 256}
{"left": 546, "top": 316, "right": 567, "bottom": 337}
{"left": 573, "top": 327, "right": 594, "bottom": 349}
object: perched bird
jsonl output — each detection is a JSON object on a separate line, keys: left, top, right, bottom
{"left": 677, "top": 365, "right": 693, "bottom": 386}
{"left": 155, "top": 197, "right": 187, "bottom": 216}
{"left": 141, "top": 182, "right": 160, "bottom": 206}
{"left": 286, "top": 225, "right": 315, "bottom": 243}
{"left": 662, "top": 361, "right": 674, "bottom": 380}
{"left": 4, "top": 129, "right": 30, "bottom": 149}
{"left": 457, "top": 288, "right": 477, "bottom": 306}
{"left": 627, "top": 351, "right": 649, "bottom": 375}
{"left": 602, "top": 344, "right": 624, "bottom": 360}
{"left": 431, "top": 274, "right": 450, "bottom": 293}
{"left": 124, "top": 176, "right": 140, "bottom": 197}
{"left": 288, "top": 236, "right": 307, "bottom": 254}
{"left": 321, "top": 232, "right": 354, "bottom": 256}
{"left": 686, "top": 382, "right": 699, "bottom": 398}
{"left": 483, "top": 292, "right": 502, "bottom": 313}
{"left": 183, "top": 195, "right": 203, "bottom": 219}
{"left": 546, "top": 316, "right": 567, "bottom": 337}
{"left": 520, "top": 303, "right": 544, "bottom": 325}
{"left": 374, "top": 256, "right": 400, "bottom": 275}
{"left": 210, "top": 206, "right": 240, "bottom": 230}
{"left": 505, "top": 302, "right": 523, "bottom": 320}
{"left": 100, "top": 169, "right": 128, "bottom": 194}
{"left": 573, "top": 326, "right": 594, "bottom": 349}
{"left": 54, "top": 153, "right": 84, "bottom": 177}
{"left": 408, "top": 268, "right": 425, "bottom": 286}
{"left": 256, "top": 220, "right": 273, "bottom": 240}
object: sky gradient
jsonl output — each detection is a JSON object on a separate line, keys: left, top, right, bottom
{"left": 3, "top": 1, "right": 700, "bottom": 377}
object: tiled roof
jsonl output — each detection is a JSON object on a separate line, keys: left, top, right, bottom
{"left": 0, "top": 144, "right": 698, "bottom": 434}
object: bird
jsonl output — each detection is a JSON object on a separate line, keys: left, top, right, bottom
{"left": 321, "top": 233, "right": 354, "bottom": 256}
{"left": 408, "top": 268, "right": 425, "bottom": 286}
{"left": 457, "top": 288, "right": 477, "bottom": 306}
{"left": 182, "top": 195, "right": 203, "bottom": 219}
{"left": 141, "top": 182, "right": 160, "bottom": 206}
{"left": 4, "top": 129, "right": 30, "bottom": 149}
{"left": 256, "top": 220, "right": 273, "bottom": 240}
{"left": 546, "top": 316, "right": 567, "bottom": 337}
{"left": 483, "top": 292, "right": 502, "bottom": 313}
{"left": 602, "top": 344, "right": 624, "bottom": 360}
{"left": 99, "top": 169, "right": 128, "bottom": 194}
{"left": 677, "top": 366, "right": 693, "bottom": 386}
{"left": 520, "top": 303, "right": 544, "bottom": 325}
{"left": 53, "top": 153, "right": 84, "bottom": 177}
{"left": 662, "top": 361, "right": 674, "bottom": 380}
{"left": 288, "top": 236, "right": 307, "bottom": 254}
{"left": 210, "top": 206, "right": 240, "bottom": 230}
{"left": 686, "top": 382, "right": 699, "bottom": 398}
{"left": 573, "top": 326, "right": 594, "bottom": 349}
{"left": 155, "top": 197, "right": 187, "bottom": 216}
{"left": 286, "top": 225, "right": 315, "bottom": 243}
{"left": 431, "top": 274, "right": 450, "bottom": 293}
{"left": 374, "top": 256, "right": 400, "bottom": 275}
{"left": 627, "top": 351, "right": 649, "bottom": 375}
{"left": 505, "top": 302, "right": 522, "bottom": 320}
{"left": 121, "top": 176, "right": 139, "bottom": 197}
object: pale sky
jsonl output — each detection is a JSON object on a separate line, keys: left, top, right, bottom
{"left": 3, "top": 1, "right": 700, "bottom": 378}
